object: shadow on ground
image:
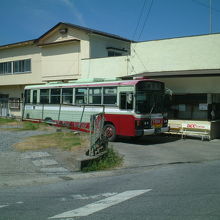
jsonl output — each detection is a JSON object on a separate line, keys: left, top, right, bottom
{"left": 116, "top": 134, "right": 181, "bottom": 146}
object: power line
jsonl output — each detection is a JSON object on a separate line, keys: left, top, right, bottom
{"left": 192, "top": 0, "right": 220, "bottom": 13}
{"left": 136, "top": 0, "right": 154, "bottom": 41}
{"left": 131, "top": 0, "right": 148, "bottom": 40}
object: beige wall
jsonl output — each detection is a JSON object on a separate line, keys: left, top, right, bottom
{"left": 81, "top": 33, "right": 220, "bottom": 78}
{"left": 0, "top": 45, "right": 42, "bottom": 86}
{"left": 41, "top": 42, "right": 81, "bottom": 81}
{"left": 0, "top": 85, "right": 24, "bottom": 98}
{"left": 40, "top": 25, "right": 90, "bottom": 59}
{"left": 89, "top": 34, "right": 130, "bottom": 58}
{"left": 131, "top": 34, "right": 220, "bottom": 74}
{"left": 81, "top": 56, "right": 128, "bottom": 78}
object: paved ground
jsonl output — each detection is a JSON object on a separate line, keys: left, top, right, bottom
{"left": 113, "top": 135, "right": 220, "bottom": 169}
{"left": 1, "top": 160, "right": 220, "bottom": 220}
{"left": 0, "top": 127, "right": 85, "bottom": 187}
{"left": 1, "top": 123, "right": 220, "bottom": 187}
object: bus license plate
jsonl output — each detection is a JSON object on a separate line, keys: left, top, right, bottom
{"left": 152, "top": 119, "right": 163, "bottom": 128}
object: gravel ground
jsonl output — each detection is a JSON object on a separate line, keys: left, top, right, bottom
{"left": 0, "top": 126, "right": 55, "bottom": 152}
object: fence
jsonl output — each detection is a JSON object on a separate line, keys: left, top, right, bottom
{"left": 0, "top": 101, "right": 9, "bottom": 117}
{"left": 23, "top": 103, "right": 109, "bottom": 155}
{"left": 0, "top": 100, "right": 23, "bottom": 118}
{"left": 89, "top": 113, "right": 108, "bottom": 156}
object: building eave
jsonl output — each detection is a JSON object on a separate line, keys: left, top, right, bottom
{"left": 0, "top": 39, "right": 36, "bottom": 50}
{"left": 123, "top": 69, "right": 220, "bottom": 79}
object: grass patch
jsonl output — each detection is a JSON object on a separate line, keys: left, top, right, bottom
{"left": 0, "top": 118, "right": 17, "bottom": 124}
{"left": 20, "top": 122, "right": 40, "bottom": 130}
{"left": 82, "top": 148, "right": 123, "bottom": 172}
{"left": 1, "top": 121, "right": 52, "bottom": 131}
{"left": 14, "top": 132, "right": 88, "bottom": 151}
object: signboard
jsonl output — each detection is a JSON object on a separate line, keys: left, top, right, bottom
{"left": 182, "top": 123, "right": 210, "bottom": 130}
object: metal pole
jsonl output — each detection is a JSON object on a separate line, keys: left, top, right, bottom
{"left": 79, "top": 105, "right": 85, "bottom": 129}
{"left": 42, "top": 104, "right": 44, "bottom": 121}
{"left": 58, "top": 103, "right": 62, "bottom": 122}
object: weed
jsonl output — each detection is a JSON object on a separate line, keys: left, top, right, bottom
{"left": 82, "top": 148, "right": 123, "bottom": 172}
{"left": 0, "top": 118, "right": 16, "bottom": 124}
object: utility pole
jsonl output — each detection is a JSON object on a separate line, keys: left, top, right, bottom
{"left": 209, "top": 0, "right": 212, "bottom": 33}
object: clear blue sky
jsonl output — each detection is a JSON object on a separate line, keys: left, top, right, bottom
{"left": 1, "top": 0, "right": 220, "bottom": 45}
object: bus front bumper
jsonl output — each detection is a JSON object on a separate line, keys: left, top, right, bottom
{"left": 136, "top": 127, "right": 169, "bottom": 136}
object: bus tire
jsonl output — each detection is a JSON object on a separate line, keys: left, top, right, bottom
{"left": 103, "top": 124, "right": 117, "bottom": 142}
{"left": 44, "top": 117, "right": 53, "bottom": 124}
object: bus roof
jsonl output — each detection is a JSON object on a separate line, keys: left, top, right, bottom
{"left": 24, "top": 78, "right": 161, "bottom": 90}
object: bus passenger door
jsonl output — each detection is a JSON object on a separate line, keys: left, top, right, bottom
{"left": 119, "top": 92, "right": 135, "bottom": 136}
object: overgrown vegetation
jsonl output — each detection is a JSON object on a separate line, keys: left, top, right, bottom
{"left": 82, "top": 148, "right": 123, "bottom": 172}
{"left": 14, "top": 132, "right": 87, "bottom": 151}
{"left": 0, "top": 118, "right": 50, "bottom": 131}
{"left": 0, "top": 118, "right": 17, "bottom": 124}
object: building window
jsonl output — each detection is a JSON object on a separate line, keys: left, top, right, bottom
{"left": 62, "top": 88, "right": 73, "bottom": 104}
{"left": 103, "top": 87, "right": 117, "bottom": 105}
{"left": 9, "top": 98, "right": 20, "bottom": 109}
{"left": 13, "top": 59, "right": 31, "bottom": 74}
{"left": 108, "top": 51, "right": 122, "bottom": 57}
{"left": 75, "top": 88, "right": 87, "bottom": 104}
{"left": 89, "top": 88, "right": 101, "bottom": 104}
{"left": 0, "top": 62, "right": 12, "bottom": 75}
{"left": 0, "top": 59, "right": 31, "bottom": 75}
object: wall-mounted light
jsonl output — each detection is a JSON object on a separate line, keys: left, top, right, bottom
{"left": 59, "top": 28, "right": 68, "bottom": 34}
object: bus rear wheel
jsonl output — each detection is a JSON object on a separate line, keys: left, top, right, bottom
{"left": 103, "top": 124, "right": 116, "bottom": 142}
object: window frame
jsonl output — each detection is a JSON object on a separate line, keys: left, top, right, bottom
{"left": 61, "top": 87, "right": 73, "bottom": 105}
{"left": 75, "top": 88, "right": 88, "bottom": 105}
{"left": 13, "top": 59, "right": 31, "bottom": 74}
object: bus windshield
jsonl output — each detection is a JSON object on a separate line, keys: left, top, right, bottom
{"left": 135, "top": 81, "right": 165, "bottom": 114}
{"left": 135, "top": 92, "right": 164, "bottom": 114}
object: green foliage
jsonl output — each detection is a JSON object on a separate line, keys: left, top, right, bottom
{"left": 22, "top": 122, "right": 40, "bottom": 130}
{"left": 82, "top": 148, "right": 123, "bottom": 172}
{"left": 0, "top": 118, "right": 16, "bottom": 124}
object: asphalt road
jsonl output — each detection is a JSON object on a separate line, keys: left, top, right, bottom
{"left": 1, "top": 160, "right": 220, "bottom": 220}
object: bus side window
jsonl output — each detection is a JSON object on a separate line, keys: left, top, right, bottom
{"left": 89, "top": 88, "right": 101, "bottom": 104}
{"left": 33, "top": 90, "right": 38, "bottom": 104}
{"left": 24, "top": 90, "right": 31, "bottom": 104}
{"left": 103, "top": 87, "right": 117, "bottom": 105}
{"left": 75, "top": 88, "right": 87, "bottom": 104}
{"left": 51, "top": 88, "right": 61, "bottom": 104}
{"left": 40, "top": 89, "right": 50, "bottom": 104}
{"left": 120, "top": 92, "right": 133, "bottom": 110}
{"left": 62, "top": 88, "right": 73, "bottom": 104}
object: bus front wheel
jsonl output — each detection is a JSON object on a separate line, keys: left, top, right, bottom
{"left": 103, "top": 124, "right": 116, "bottom": 142}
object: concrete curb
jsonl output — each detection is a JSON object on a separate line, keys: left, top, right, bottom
{"left": 74, "top": 151, "right": 107, "bottom": 170}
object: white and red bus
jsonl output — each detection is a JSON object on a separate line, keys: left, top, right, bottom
{"left": 23, "top": 78, "right": 170, "bottom": 141}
